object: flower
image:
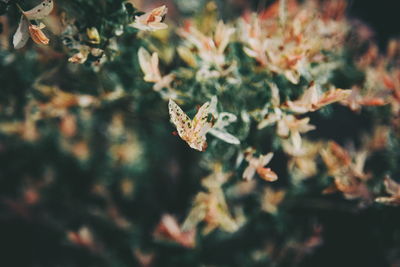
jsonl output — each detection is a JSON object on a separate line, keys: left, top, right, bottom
{"left": 239, "top": 3, "right": 347, "bottom": 84}
{"left": 375, "top": 177, "right": 400, "bottom": 205}
{"left": 261, "top": 187, "right": 286, "bottom": 214}
{"left": 243, "top": 149, "right": 278, "bottom": 182}
{"left": 28, "top": 23, "right": 50, "bottom": 45}
{"left": 68, "top": 46, "right": 90, "bottom": 64}
{"left": 86, "top": 27, "right": 101, "bottom": 44}
{"left": 67, "top": 226, "right": 96, "bottom": 250}
{"left": 240, "top": 14, "right": 268, "bottom": 66}
{"left": 282, "top": 139, "right": 321, "bottom": 180}
{"left": 131, "top": 5, "right": 168, "bottom": 31}
{"left": 154, "top": 214, "right": 196, "bottom": 248}
{"left": 138, "top": 47, "right": 162, "bottom": 83}
{"left": 277, "top": 114, "right": 315, "bottom": 151}
{"left": 321, "top": 142, "right": 372, "bottom": 201}
{"left": 285, "top": 84, "right": 352, "bottom": 114}
{"left": 182, "top": 169, "right": 242, "bottom": 235}
{"left": 138, "top": 47, "right": 174, "bottom": 92}
{"left": 257, "top": 82, "right": 283, "bottom": 129}
{"left": 177, "top": 20, "right": 234, "bottom": 66}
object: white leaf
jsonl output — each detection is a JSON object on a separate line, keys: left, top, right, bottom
{"left": 13, "top": 16, "right": 30, "bottom": 49}
{"left": 214, "top": 112, "right": 237, "bottom": 129}
{"left": 168, "top": 99, "right": 212, "bottom": 151}
{"left": 24, "top": 0, "right": 54, "bottom": 20}
{"left": 209, "top": 129, "right": 240, "bottom": 145}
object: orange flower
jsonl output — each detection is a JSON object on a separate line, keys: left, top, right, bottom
{"left": 28, "top": 24, "right": 49, "bottom": 45}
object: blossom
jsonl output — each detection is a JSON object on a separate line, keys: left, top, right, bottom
{"left": 154, "top": 214, "right": 196, "bottom": 248}
{"left": 321, "top": 142, "right": 370, "bottom": 180}
{"left": 282, "top": 139, "right": 321, "bottom": 180}
{"left": 67, "top": 226, "right": 96, "bottom": 250}
{"left": 68, "top": 46, "right": 95, "bottom": 64}
{"left": 68, "top": 51, "right": 89, "bottom": 64}
{"left": 177, "top": 20, "right": 234, "bottom": 66}
{"left": 182, "top": 169, "right": 242, "bottom": 235}
{"left": 28, "top": 23, "right": 50, "bottom": 45}
{"left": 86, "top": 27, "right": 101, "bottom": 44}
{"left": 131, "top": 5, "right": 168, "bottom": 31}
{"left": 177, "top": 46, "right": 197, "bottom": 67}
{"left": 321, "top": 142, "right": 371, "bottom": 201}
{"left": 375, "top": 177, "right": 400, "bottom": 205}
{"left": 138, "top": 47, "right": 174, "bottom": 92}
{"left": 257, "top": 82, "right": 284, "bottom": 129}
{"left": 239, "top": 3, "right": 348, "bottom": 84}
{"left": 285, "top": 84, "right": 352, "bottom": 114}
{"left": 240, "top": 15, "right": 268, "bottom": 66}
{"left": 243, "top": 149, "right": 278, "bottom": 182}
{"left": 261, "top": 187, "right": 286, "bottom": 214}
{"left": 277, "top": 114, "right": 315, "bottom": 151}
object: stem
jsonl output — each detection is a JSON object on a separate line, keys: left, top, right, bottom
{"left": 16, "top": 2, "right": 34, "bottom": 26}
{"left": 15, "top": 3, "right": 24, "bottom": 13}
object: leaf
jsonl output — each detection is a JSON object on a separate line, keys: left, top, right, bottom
{"left": 192, "top": 101, "right": 212, "bottom": 136}
{"left": 23, "top": 0, "right": 54, "bottom": 20}
{"left": 168, "top": 99, "right": 192, "bottom": 140}
{"left": 168, "top": 99, "right": 212, "bottom": 151}
{"left": 13, "top": 16, "right": 30, "bottom": 49}
{"left": 208, "top": 112, "right": 240, "bottom": 145}
{"left": 209, "top": 129, "right": 240, "bottom": 145}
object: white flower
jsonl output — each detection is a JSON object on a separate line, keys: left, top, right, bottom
{"left": 138, "top": 47, "right": 174, "bottom": 92}
{"left": 243, "top": 150, "right": 278, "bottom": 182}
{"left": 286, "top": 84, "right": 352, "bottom": 114}
{"left": 277, "top": 114, "right": 315, "bottom": 151}
{"left": 177, "top": 20, "right": 234, "bottom": 66}
{"left": 131, "top": 5, "right": 168, "bottom": 31}
{"left": 376, "top": 177, "right": 400, "bottom": 205}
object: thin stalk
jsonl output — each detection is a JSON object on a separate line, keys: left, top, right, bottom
{"left": 15, "top": 3, "right": 25, "bottom": 14}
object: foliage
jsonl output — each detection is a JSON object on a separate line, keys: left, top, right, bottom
{"left": 1, "top": 0, "right": 400, "bottom": 266}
